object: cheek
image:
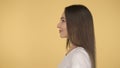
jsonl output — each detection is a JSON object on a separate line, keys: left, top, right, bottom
{"left": 60, "top": 23, "right": 68, "bottom": 37}
{"left": 63, "top": 25, "right": 68, "bottom": 36}
{"left": 60, "top": 30, "right": 67, "bottom": 38}
{"left": 60, "top": 25, "right": 68, "bottom": 38}
{"left": 64, "top": 29, "right": 68, "bottom": 38}
{"left": 64, "top": 28, "right": 67, "bottom": 34}
{"left": 64, "top": 24, "right": 67, "bottom": 34}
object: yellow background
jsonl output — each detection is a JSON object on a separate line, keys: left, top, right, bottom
{"left": 0, "top": 0, "right": 120, "bottom": 68}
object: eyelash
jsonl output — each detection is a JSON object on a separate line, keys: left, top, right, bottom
{"left": 61, "top": 20, "right": 66, "bottom": 22}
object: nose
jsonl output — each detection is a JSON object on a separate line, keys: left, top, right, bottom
{"left": 57, "top": 22, "right": 61, "bottom": 28}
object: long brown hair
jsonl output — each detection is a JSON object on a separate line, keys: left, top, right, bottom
{"left": 65, "top": 4, "right": 96, "bottom": 68}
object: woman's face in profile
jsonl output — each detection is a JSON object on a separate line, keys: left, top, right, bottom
{"left": 57, "top": 13, "right": 68, "bottom": 38}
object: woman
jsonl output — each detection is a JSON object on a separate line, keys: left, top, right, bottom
{"left": 57, "top": 4, "right": 96, "bottom": 68}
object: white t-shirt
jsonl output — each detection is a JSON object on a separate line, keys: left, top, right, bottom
{"left": 58, "top": 47, "right": 91, "bottom": 68}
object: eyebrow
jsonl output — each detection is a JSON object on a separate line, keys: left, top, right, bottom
{"left": 61, "top": 17, "right": 65, "bottom": 19}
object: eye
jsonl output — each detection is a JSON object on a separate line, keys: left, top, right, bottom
{"left": 61, "top": 19, "right": 66, "bottom": 23}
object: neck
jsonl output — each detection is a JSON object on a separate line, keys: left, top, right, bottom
{"left": 66, "top": 43, "right": 78, "bottom": 55}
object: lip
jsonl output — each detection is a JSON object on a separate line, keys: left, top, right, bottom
{"left": 59, "top": 30, "right": 62, "bottom": 33}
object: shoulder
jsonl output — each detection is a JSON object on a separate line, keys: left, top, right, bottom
{"left": 69, "top": 47, "right": 89, "bottom": 57}
{"left": 68, "top": 47, "right": 91, "bottom": 68}
{"left": 71, "top": 47, "right": 90, "bottom": 61}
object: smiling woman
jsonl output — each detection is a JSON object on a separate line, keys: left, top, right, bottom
{"left": 57, "top": 4, "right": 96, "bottom": 68}
{"left": 57, "top": 13, "right": 67, "bottom": 38}
{"left": 1, "top": 0, "right": 120, "bottom": 68}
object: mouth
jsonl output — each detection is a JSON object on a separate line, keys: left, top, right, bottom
{"left": 59, "top": 30, "right": 62, "bottom": 33}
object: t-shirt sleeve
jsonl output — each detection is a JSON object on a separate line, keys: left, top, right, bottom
{"left": 70, "top": 51, "right": 91, "bottom": 68}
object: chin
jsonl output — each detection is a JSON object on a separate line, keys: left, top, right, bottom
{"left": 60, "top": 35, "right": 67, "bottom": 38}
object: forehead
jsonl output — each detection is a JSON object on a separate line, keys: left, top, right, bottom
{"left": 61, "top": 13, "right": 65, "bottom": 19}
